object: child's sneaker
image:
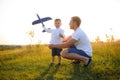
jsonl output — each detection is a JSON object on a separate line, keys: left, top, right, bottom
{"left": 84, "top": 58, "right": 92, "bottom": 68}
{"left": 50, "top": 63, "right": 54, "bottom": 66}
{"left": 56, "top": 63, "right": 61, "bottom": 66}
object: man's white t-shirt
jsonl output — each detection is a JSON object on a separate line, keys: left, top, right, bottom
{"left": 45, "top": 28, "right": 65, "bottom": 44}
{"left": 72, "top": 28, "right": 92, "bottom": 57}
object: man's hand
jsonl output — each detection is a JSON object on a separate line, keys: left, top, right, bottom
{"left": 49, "top": 44, "right": 54, "bottom": 49}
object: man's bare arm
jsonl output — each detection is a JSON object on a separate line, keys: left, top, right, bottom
{"left": 49, "top": 38, "right": 77, "bottom": 49}
{"left": 62, "top": 36, "right": 72, "bottom": 42}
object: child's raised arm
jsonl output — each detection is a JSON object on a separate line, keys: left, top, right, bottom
{"left": 43, "top": 26, "right": 52, "bottom": 33}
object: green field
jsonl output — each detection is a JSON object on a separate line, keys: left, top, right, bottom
{"left": 0, "top": 42, "right": 120, "bottom": 80}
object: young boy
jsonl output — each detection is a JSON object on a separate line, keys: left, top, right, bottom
{"left": 44, "top": 18, "right": 65, "bottom": 66}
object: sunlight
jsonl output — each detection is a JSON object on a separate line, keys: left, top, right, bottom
{"left": 0, "top": 0, "right": 120, "bottom": 45}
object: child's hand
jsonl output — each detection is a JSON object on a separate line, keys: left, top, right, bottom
{"left": 59, "top": 33, "right": 64, "bottom": 38}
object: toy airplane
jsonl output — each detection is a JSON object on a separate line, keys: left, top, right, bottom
{"left": 32, "top": 14, "right": 52, "bottom": 32}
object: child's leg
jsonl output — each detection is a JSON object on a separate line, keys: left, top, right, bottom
{"left": 58, "top": 56, "right": 61, "bottom": 64}
{"left": 51, "top": 48, "right": 56, "bottom": 64}
{"left": 57, "top": 48, "right": 62, "bottom": 64}
{"left": 51, "top": 56, "right": 55, "bottom": 63}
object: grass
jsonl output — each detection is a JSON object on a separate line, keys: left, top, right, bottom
{"left": 0, "top": 42, "right": 120, "bottom": 80}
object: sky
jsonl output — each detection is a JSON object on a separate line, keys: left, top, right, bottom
{"left": 0, "top": 0, "right": 120, "bottom": 45}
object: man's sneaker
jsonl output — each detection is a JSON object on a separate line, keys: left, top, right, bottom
{"left": 84, "top": 58, "right": 92, "bottom": 68}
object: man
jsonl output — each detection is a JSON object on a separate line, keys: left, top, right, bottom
{"left": 49, "top": 16, "right": 92, "bottom": 67}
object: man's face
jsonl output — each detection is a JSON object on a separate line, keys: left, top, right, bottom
{"left": 55, "top": 21, "right": 61, "bottom": 28}
{"left": 69, "top": 19, "right": 74, "bottom": 29}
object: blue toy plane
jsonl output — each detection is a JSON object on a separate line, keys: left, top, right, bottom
{"left": 32, "top": 14, "right": 52, "bottom": 32}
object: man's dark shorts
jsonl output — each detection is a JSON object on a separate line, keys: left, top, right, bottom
{"left": 68, "top": 45, "right": 91, "bottom": 58}
{"left": 52, "top": 48, "right": 62, "bottom": 56}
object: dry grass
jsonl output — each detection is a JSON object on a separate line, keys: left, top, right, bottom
{"left": 0, "top": 42, "right": 120, "bottom": 80}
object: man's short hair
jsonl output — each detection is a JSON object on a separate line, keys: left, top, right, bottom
{"left": 71, "top": 16, "right": 81, "bottom": 27}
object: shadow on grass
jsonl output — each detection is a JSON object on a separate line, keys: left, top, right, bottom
{"left": 34, "top": 64, "right": 60, "bottom": 80}
{"left": 70, "top": 62, "right": 93, "bottom": 80}
{"left": 71, "top": 64, "right": 81, "bottom": 80}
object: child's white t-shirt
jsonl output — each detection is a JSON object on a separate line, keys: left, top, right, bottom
{"left": 72, "top": 28, "right": 92, "bottom": 56}
{"left": 45, "top": 28, "right": 65, "bottom": 44}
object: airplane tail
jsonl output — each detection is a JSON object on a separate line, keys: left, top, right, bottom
{"left": 36, "top": 14, "right": 40, "bottom": 20}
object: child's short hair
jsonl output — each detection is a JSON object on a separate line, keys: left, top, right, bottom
{"left": 54, "top": 18, "right": 61, "bottom": 22}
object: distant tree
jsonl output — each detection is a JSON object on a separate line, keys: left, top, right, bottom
{"left": 95, "top": 36, "right": 101, "bottom": 43}
{"left": 106, "top": 34, "right": 110, "bottom": 42}
{"left": 110, "top": 35, "right": 114, "bottom": 42}
{"left": 106, "top": 34, "right": 115, "bottom": 42}
{"left": 108, "top": 28, "right": 115, "bottom": 42}
{"left": 27, "top": 30, "right": 35, "bottom": 46}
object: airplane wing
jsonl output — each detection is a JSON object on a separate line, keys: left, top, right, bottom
{"left": 32, "top": 20, "right": 41, "bottom": 25}
{"left": 40, "top": 17, "right": 52, "bottom": 22}
{"left": 32, "top": 17, "right": 52, "bottom": 25}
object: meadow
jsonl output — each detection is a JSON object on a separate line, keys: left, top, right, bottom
{"left": 0, "top": 41, "right": 120, "bottom": 80}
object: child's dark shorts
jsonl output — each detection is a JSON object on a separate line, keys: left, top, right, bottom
{"left": 52, "top": 48, "right": 62, "bottom": 56}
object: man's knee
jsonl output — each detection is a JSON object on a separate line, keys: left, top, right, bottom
{"left": 60, "top": 50, "right": 68, "bottom": 58}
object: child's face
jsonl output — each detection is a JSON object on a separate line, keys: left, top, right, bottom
{"left": 54, "top": 21, "right": 61, "bottom": 28}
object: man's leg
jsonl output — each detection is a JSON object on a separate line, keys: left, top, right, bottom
{"left": 72, "top": 60, "right": 81, "bottom": 64}
{"left": 60, "top": 49, "right": 89, "bottom": 65}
